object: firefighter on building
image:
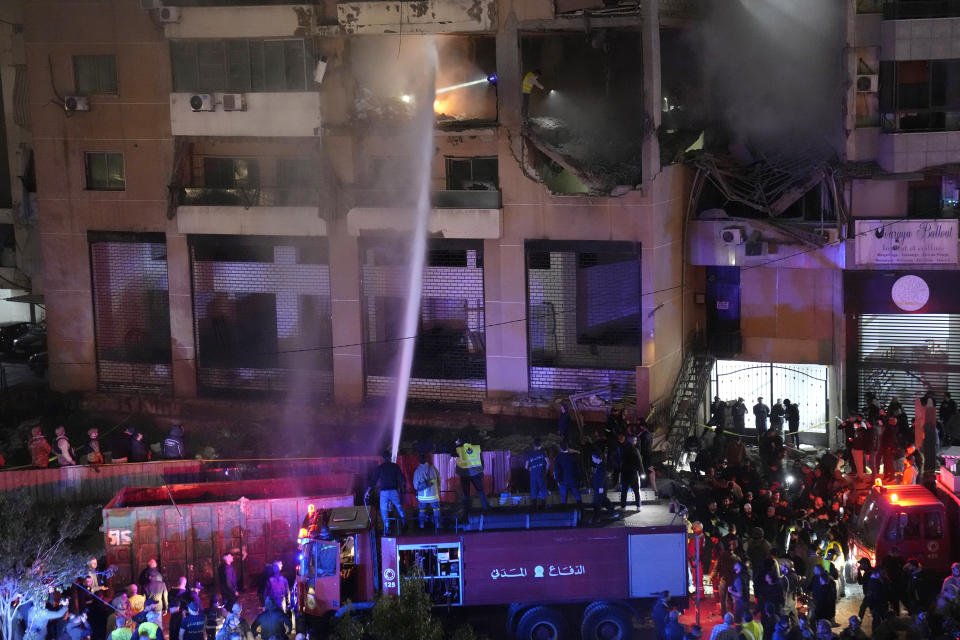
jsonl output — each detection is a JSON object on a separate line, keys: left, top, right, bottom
{"left": 413, "top": 453, "right": 442, "bottom": 529}
{"left": 521, "top": 69, "right": 545, "bottom": 119}
{"left": 454, "top": 436, "right": 490, "bottom": 515}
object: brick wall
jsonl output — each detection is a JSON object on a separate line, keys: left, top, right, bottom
{"left": 90, "top": 236, "right": 172, "bottom": 394}
{"left": 190, "top": 238, "right": 333, "bottom": 399}
{"left": 361, "top": 242, "right": 485, "bottom": 404}
{"left": 526, "top": 246, "right": 641, "bottom": 394}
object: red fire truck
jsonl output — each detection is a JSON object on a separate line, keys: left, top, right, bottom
{"left": 847, "top": 476, "right": 960, "bottom": 579}
{"left": 295, "top": 504, "right": 690, "bottom": 640}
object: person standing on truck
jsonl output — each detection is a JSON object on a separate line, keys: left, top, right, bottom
{"left": 525, "top": 438, "right": 548, "bottom": 511}
{"left": 588, "top": 447, "right": 617, "bottom": 523}
{"left": 412, "top": 453, "right": 441, "bottom": 529}
{"left": 367, "top": 450, "right": 407, "bottom": 532}
{"left": 619, "top": 434, "right": 643, "bottom": 511}
{"left": 453, "top": 437, "right": 490, "bottom": 516}
{"left": 554, "top": 442, "right": 583, "bottom": 508}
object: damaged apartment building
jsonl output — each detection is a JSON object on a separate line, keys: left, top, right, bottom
{"left": 682, "top": 0, "right": 960, "bottom": 450}
{"left": 20, "top": 0, "right": 699, "bottom": 431}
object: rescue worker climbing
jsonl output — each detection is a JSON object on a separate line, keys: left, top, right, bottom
{"left": 413, "top": 453, "right": 441, "bottom": 529}
{"left": 453, "top": 436, "right": 490, "bottom": 516}
{"left": 521, "top": 69, "right": 545, "bottom": 119}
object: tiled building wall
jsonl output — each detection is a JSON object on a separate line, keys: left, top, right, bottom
{"left": 527, "top": 248, "right": 641, "bottom": 395}
{"left": 90, "top": 236, "right": 173, "bottom": 394}
{"left": 190, "top": 239, "right": 333, "bottom": 399}
{"left": 361, "top": 244, "right": 486, "bottom": 404}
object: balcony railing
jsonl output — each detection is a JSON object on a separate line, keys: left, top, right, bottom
{"left": 351, "top": 189, "right": 502, "bottom": 210}
{"left": 173, "top": 186, "right": 322, "bottom": 208}
{"left": 883, "top": 0, "right": 960, "bottom": 18}
{"left": 883, "top": 109, "right": 960, "bottom": 132}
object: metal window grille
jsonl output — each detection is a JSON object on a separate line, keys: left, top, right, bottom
{"left": 857, "top": 313, "right": 960, "bottom": 411}
{"left": 361, "top": 239, "right": 486, "bottom": 405}
{"left": 89, "top": 233, "right": 172, "bottom": 394}
{"left": 189, "top": 235, "right": 333, "bottom": 399}
{"left": 525, "top": 241, "right": 641, "bottom": 394}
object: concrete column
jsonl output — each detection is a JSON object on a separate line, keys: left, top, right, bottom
{"left": 166, "top": 232, "right": 197, "bottom": 398}
{"left": 42, "top": 227, "right": 97, "bottom": 392}
{"left": 328, "top": 219, "right": 364, "bottom": 404}
{"left": 496, "top": 8, "right": 522, "bottom": 158}
{"left": 641, "top": 0, "right": 662, "bottom": 186}
{"left": 484, "top": 238, "right": 529, "bottom": 396}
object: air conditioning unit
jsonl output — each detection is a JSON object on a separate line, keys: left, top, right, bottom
{"left": 856, "top": 74, "right": 878, "bottom": 93}
{"left": 64, "top": 96, "right": 90, "bottom": 112}
{"left": 819, "top": 228, "right": 841, "bottom": 244}
{"left": 158, "top": 6, "right": 181, "bottom": 22}
{"left": 189, "top": 94, "right": 214, "bottom": 112}
{"left": 221, "top": 93, "right": 246, "bottom": 112}
{"left": 720, "top": 226, "right": 744, "bottom": 245}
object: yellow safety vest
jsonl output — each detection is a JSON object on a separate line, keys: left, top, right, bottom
{"left": 522, "top": 72, "right": 538, "bottom": 94}
{"left": 456, "top": 444, "right": 482, "bottom": 470}
{"left": 137, "top": 622, "right": 159, "bottom": 640}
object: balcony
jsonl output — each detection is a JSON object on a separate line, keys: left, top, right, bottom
{"left": 338, "top": 0, "right": 496, "bottom": 34}
{"left": 169, "top": 93, "right": 322, "bottom": 137}
{"left": 173, "top": 187, "right": 328, "bottom": 236}
{"left": 883, "top": 0, "right": 960, "bottom": 18}
{"left": 346, "top": 189, "right": 502, "bottom": 238}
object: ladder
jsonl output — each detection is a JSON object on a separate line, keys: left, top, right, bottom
{"left": 662, "top": 335, "right": 715, "bottom": 466}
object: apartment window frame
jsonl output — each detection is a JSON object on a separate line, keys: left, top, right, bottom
{"left": 171, "top": 39, "right": 309, "bottom": 93}
{"left": 201, "top": 156, "right": 260, "bottom": 189}
{"left": 73, "top": 55, "right": 118, "bottom": 95}
{"left": 880, "top": 59, "right": 960, "bottom": 132}
{"left": 85, "top": 151, "right": 126, "bottom": 191}
{"left": 444, "top": 156, "right": 499, "bottom": 191}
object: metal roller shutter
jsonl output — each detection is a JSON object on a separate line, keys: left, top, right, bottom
{"left": 857, "top": 313, "right": 960, "bottom": 411}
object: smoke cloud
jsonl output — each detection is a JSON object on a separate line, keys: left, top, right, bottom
{"left": 698, "top": 0, "right": 845, "bottom": 156}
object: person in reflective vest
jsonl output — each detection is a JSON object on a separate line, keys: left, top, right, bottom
{"left": 413, "top": 454, "right": 442, "bottom": 529}
{"left": 453, "top": 437, "right": 490, "bottom": 516}
{"left": 137, "top": 612, "right": 163, "bottom": 640}
{"left": 521, "top": 69, "right": 545, "bottom": 119}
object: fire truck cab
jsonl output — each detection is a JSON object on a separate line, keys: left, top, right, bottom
{"left": 295, "top": 505, "right": 376, "bottom": 620}
{"left": 848, "top": 482, "right": 950, "bottom": 576}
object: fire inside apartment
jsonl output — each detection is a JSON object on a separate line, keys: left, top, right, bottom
{"left": 5, "top": 0, "right": 959, "bottom": 440}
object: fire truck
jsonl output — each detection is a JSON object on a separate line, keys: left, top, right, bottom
{"left": 847, "top": 475, "right": 960, "bottom": 579}
{"left": 294, "top": 503, "right": 690, "bottom": 640}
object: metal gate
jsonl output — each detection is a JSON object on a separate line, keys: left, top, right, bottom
{"left": 713, "top": 360, "right": 829, "bottom": 434}
{"left": 89, "top": 233, "right": 172, "bottom": 394}
{"left": 857, "top": 313, "right": 960, "bottom": 411}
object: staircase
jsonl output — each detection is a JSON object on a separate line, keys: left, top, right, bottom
{"left": 656, "top": 333, "right": 715, "bottom": 466}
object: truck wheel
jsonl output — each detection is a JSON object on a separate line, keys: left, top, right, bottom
{"left": 516, "top": 606, "right": 569, "bottom": 640}
{"left": 581, "top": 604, "right": 633, "bottom": 640}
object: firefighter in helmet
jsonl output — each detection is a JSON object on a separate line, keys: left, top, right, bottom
{"left": 453, "top": 436, "right": 490, "bottom": 516}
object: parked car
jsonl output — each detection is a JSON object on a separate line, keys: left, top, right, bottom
{"left": 28, "top": 351, "right": 47, "bottom": 376}
{"left": 12, "top": 324, "right": 46, "bottom": 356}
{"left": 0, "top": 321, "right": 31, "bottom": 353}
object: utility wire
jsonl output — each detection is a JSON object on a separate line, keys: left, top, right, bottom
{"left": 42, "top": 214, "right": 923, "bottom": 366}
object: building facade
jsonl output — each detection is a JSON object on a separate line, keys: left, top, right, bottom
{"left": 23, "top": 0, "right": 696, "bottom": 430}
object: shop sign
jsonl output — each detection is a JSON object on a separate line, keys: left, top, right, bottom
{"left": 855, "top": 220, "right": 958, "bottom": 265}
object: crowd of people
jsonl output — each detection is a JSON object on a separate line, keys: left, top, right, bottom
{"left": 23, "top": 554, "right": 295, "bottom": 640}
{"left": 26, "top": 423, "right": 187, "bottom": 469}
{"left": 647, "top": 388, "right": 960, "bottom": 640}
